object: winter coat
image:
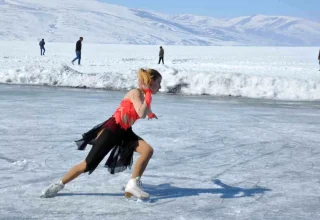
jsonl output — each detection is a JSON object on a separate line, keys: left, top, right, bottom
{"left": 159, "top": 48, "right": 164, "bottom": 57}
{"left": 39, "top": 40, "right": 45, "bottom": 47}
{"left": 76, "top": 40, "right": 82, "bottom": 52}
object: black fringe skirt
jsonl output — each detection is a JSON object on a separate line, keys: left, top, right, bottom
{"left": 75, "top": 117, "right": 142, "bottom": 174}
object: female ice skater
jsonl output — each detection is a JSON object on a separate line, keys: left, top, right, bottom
{"left": 41, "top": 68, "right": 162, "bottom": 199}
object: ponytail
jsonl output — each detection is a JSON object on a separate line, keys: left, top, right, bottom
{"left": 138, "top": 68, "right": 162, "bottom": 86}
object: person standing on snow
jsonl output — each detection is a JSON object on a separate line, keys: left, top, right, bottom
{"left": 39, "top": 39, "right": 45, "bottom": 56}
{"left": 158, "top": 46, "right": 164, "bottom": 64}
{"left": 318, "top": 49, "right": 320, "bottom": 71}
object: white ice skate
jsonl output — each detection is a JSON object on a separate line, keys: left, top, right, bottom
{"left": 124, "top": 177, "right": 149, "bottom": 200}
{"left": 41, "top": 180, "right": 64, "bottom": 198}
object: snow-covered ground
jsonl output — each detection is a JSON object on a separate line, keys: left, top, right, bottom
{"left": 0, "top": 41, "right": 320, "bottom": 101}
{"left": 1, "top": 84, "right": 320, "bottom": 220}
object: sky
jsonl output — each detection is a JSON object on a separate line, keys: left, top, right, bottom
{"left": 99, "top": 0, "right": 319, "bottom": 21}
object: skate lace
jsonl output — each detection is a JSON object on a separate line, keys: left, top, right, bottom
{"left": 137, "top": 180, "right": 143, "bottom": 189}
{"left": 53, "top": 182, "right": 64, "bottom": 190}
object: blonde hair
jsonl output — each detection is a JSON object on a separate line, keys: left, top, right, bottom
{"left": 138, "top": 68, "right": 162, "bottom": 86}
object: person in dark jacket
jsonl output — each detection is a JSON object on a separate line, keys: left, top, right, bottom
{"left": 72, "top": 37, "right": 83, "bottom": 65}
{"left": 39, "top": 39, "right": 45, "bottom": 56}
{"left": 158, "top": 46, "right": 164, "bottom": 64}
{"left": 318, "top": 50, "right": 320, "bottom": 71}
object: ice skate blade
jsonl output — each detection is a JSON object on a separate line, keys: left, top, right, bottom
{"left": 125, "top": 197, "right": 150, "bottom": 203}
{"left": 40, "top": 193, "right": 53, "bottom": 198}
{"left": 124, "top": 192, "right": 149, "bottom": 200}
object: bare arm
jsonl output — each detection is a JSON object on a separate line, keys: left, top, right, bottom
{"left": 129, "top": 89, "right": 149, "bottom": 118}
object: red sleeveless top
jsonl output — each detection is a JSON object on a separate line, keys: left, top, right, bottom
{"left": 113, "top": 99, "right": 140, "bottom": 130}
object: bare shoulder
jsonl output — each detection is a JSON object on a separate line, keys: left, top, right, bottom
{"left": 125, "top": 89, "right": 143, "bottom": 100}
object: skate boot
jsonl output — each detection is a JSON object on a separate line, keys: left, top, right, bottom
{"left": 41, "top": 180, "right": 64, "bottom": 198}
{"left": 124, "top": 177, "right": 149, "bottom": 199}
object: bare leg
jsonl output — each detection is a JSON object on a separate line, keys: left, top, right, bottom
{"left": 124, "top": 140, "right": 153, "bottom": 198}
{"left": 61, "top": 129, "right": 106, "bottom": 184}
{"left": 61, "top": 161, "right": 87, "bottom": 184}
{"left": 131, "top": 140, "right": 154, "bottom": 178}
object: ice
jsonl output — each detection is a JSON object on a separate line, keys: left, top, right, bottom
{"left": 0, "top": 84, "right": 320, "bottom": 219}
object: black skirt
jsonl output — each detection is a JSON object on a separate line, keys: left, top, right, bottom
{"left": 75, "top": 117, "right": 142, "bottom": 174}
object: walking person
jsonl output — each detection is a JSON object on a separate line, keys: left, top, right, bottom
{"left": 39, "top": 39, "right": 45, "bottom": 56}
{"left": 72, "top": 37, "right": 83, "bottom": 65}
{"left": 41, "top": 68, "right": 162, "bottom": 200}
{"left": 158, "top": 46, "right": 164, "bottom": 64}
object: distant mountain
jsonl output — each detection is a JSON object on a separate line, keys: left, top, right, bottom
{"left": 1, "top": 0, "right": 319, "bottom": 46}
{"left": 226, "top": 15, "right": 320, "bottom": 45}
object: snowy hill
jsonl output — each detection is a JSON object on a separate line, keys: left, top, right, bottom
{"left": 226, "top": 15, "right": 320, "bottom": 46}
{"left": 1, "top": 0, "right": 320, "bottom": 46}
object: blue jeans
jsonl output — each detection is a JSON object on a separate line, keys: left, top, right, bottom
{"left": 72, "top": 51, "right": 81, "bottom": 65}
{"left": 40, "top": 47, "right": 45, "bottom": 55}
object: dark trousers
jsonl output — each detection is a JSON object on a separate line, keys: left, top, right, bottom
{"left": 40, "top": 47, "right": 45, "bottom": 55}
{"left": 72, "top": 51, "right": 81, "bottom": 65}
{"left": 158, "top": 56, "right": 164, "bottom": 64}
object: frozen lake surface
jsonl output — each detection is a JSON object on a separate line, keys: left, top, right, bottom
{"left": 1, "top": 84, "right": 320, "bottom": 219}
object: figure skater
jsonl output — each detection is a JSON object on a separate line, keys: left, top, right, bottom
{"left": 41, "top": 68, "right": 162, "bottom": 199}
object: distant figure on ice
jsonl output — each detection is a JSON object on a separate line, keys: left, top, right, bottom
{"left": 318, "top": 49, "right": 320, "bottom": 71}
{"left": 72, "top": 37, "right": 83, "bottom": 65}
{"left": 158, "top": 46, "right": 164, "bottom": 64}
{"left": 39, "top": 39, "right": 45, "bottom": 56}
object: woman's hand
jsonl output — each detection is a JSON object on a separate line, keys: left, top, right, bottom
{"left": 147, "top": 113, "right": 158, "bottom": 120}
